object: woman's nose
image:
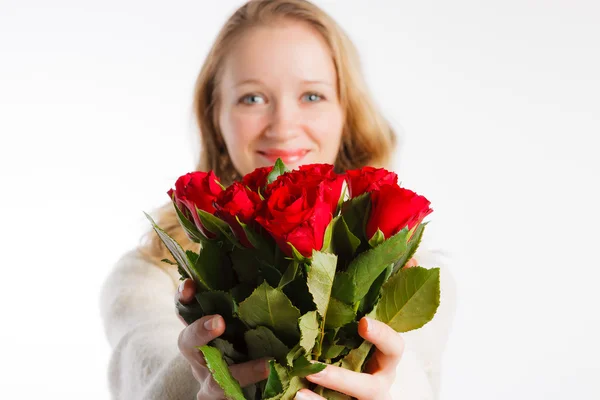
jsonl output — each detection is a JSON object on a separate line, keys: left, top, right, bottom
{"left": 264, "top": 99, "right": 302, "bottom": 141}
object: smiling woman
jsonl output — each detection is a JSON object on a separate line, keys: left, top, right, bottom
{"left": 99, "top": 1, "right": 456, "bottom": 399}
{"left": 217, "top": 20, "right": 345, "bottom": 174}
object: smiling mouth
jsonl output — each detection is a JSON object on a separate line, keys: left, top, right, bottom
{"left": 257, "top": 149, "right": 310, "bottom": 164}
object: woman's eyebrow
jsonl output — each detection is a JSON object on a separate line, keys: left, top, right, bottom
{"left": 233, "top": 79, "right": 334, "bottom": 88}
{"left": 232, "top": 78, "right": 263, "bottom": 88}
{"left": 302, "top": 79, "right": 334, "bottom": 87}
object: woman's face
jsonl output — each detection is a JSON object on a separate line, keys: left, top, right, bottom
{"left": 217, "top": 20, "right": 344, "bottom": 176}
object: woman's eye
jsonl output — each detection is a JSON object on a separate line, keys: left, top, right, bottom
{"left": 240, "top": 94, "right": 265, "bottom": 105}
{"left": 302, "top": 92, "right": 323, "bottom": 102}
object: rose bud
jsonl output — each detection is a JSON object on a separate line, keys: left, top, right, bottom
{"left": 214, "top": 182, "right": 262, "bottom": 248}
{"left": 345, "top": 166, "right": 398, "bottom": 198}
{"left": 167, "top": 171, "right": 223, "bottom": 239}
{"left": 366, "top": 184, "right": 433, "bottom": 242}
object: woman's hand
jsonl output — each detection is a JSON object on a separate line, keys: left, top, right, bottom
{"left": 175, "top": 280, "right": 271, "bottom": 399}
{"left": 176, "top": 257, "right": 417, "bottom": 400}
{"left": 295, "top": 257, "right": 418, "bottom": 400}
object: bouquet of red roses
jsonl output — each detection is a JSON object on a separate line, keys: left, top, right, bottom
{"left": 145, "top": 159, "right": 440, "bottom": 400}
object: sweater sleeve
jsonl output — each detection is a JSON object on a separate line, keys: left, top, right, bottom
{"left": 389, "top": 222, "right": 458, "bottom": 399}
{"left": 99, "top": 249, "right": 201, "bottom": 400}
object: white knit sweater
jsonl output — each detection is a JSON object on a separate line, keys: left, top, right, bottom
{"left": 99, "top": 225, "right": 457, "bottom": 399}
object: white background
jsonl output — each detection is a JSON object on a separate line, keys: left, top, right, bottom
{"left": 1, "top": 0, "right": 598, "bottom": 398}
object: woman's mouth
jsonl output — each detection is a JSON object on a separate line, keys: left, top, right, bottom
{"left": 257, "top": 149, "right": 310, "bottom": 164}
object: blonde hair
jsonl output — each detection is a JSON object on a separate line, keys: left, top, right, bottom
{"left": 138, "top": 0, "right": 398, "bottom": 266}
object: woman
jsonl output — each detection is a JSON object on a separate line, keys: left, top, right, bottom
{"left": 100, "top": 1, "right": 457, "bottom": 399}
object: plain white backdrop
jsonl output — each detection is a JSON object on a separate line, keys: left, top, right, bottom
{"left": 1, "top": 0, "right": 598, "bottom": 398}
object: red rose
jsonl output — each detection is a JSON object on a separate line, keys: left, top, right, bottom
{"left": 345, "top": 166, "right": 398, "bottom": 198}
{"left": 167, "top": 171, "right": 223, "bottom": 238}
{"left": 241, "top": 166, "right": 273, "bottom": 194}
{"left": 214, "top": 182, "right": 262, "bottom": 248}
{"left": 255, "top": 181, "right": 332, "bottom": 258}
{"left": 366, "top": 184, "right": 433, "bottom": 241}
{"left": 266, "top": 164, "right": 344, "bottom": 215}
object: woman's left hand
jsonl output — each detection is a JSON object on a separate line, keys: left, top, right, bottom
{"left": 295, "top": 258, "right": 418, "bottom": 400}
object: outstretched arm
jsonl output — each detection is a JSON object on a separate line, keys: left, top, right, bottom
{"left": 99, "top": 249, "right": 201, "bottom": 399}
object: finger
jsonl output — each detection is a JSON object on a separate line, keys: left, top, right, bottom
{"left": 294, "top": 389, "right": 325, "bottom": 399}
{"left": 228, "top": 358, "right": 271, "bottom": 387}
{"left": 403, "top": 257, "right": 418, "bottom": 268}
{"left": 178, "top": 314, "right": 225, "bottom": 369}
{"left": 176, "top": 279, "right": 197, "bottom": 304}
{"left": 305, "top": 363, "right": 384, "bottom": 400}
{"left": 358, "top": 317, "right": 404, "bottom": 372}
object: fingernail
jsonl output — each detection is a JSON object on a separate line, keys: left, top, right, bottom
{"left": 203, "top": 316, "right": 220, "bottom": 331}
{"left": 364, "top": 316, "right": 374, "bottom": 333}
{"left": 254, "top": 359, "right": 270, "bottom": 374}
{"left": 178, "top": 280, "right": 186, "bottom": 293}
{"left": 294, "top": 391, "right": 310, "bottom": 400}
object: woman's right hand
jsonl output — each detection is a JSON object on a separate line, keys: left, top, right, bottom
{"left": 175, "top": 279, "right": 271, "bottom": 399}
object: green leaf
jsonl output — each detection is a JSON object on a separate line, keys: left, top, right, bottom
{"left": 263, "top": 360, "right": 288, "bottom": 398}
{"left": 144, "top": 212, "right": 198, "bottom": 286}
{"left": 285, "top": 343, "right": 304, "bottom": 368}
{"left": 321, "top": 216, "right": 335, "bottom": 253}
{"left": 214, "top": 178, "right": 227, "bottom": 191}
{"left": 368, "top": 228, "right": 385, "bottom": 248}
{"left": 282, "top": 275, "right": 315, "bottom": 315}
{"left": 325, "top": 297, "right": 355, "bottom": 329}
{"left": 391, "top": 222, "right": 428, "bottom": 275}
{"left": 197, "top": 208, "right": 242, "bottom": 249}
{"left": 230, "top": 247, "right": 260, "bottom": 284}
{"left": 306, "top": 251, "right": 337, "bottom": 357}
{"left": 176, "top": 298, "right": 205, "bottom": 326}
{"left": 172, "top": 198, "right": 205, "bottom": 243}
{"left": 231, "top": 283, "right": 255, "bottom": 303}
{"left": 376, "top": 266, "right": 440, "bottom": 332}
{"left": 340, "top": 192, "right": 371, "bottom": 240}
{"left": 288, "top": 243, "right": 310, "bottom": 264}
{"left": 335, "top": 216, "right": 361, "bottom": 257}
{"left": 357, "top": 263, "right": 391, "bottom": 316}
{"left": 278, "top": 261, "right": 299, "bottom": 289}
{"left": 334, "top": 322, "right": 362, "bottom": 350}
{"left": 245, "top": 326, "right": 290, "bottom": 364}
{"left": 290, "top": 356, "right": 326, "bottom": 378}
{"left": 197, "top": 345, "right": 245, "bottom": 400}
{"left": 298, "top": 311, "right": 319, "bottom": 355}
{"left": 211, "top": 338, "right": 247, "bottom": 364}
{"left": 336, "top": 181, "right": 348, "bottom": 216}
{"left": 196, "top": 291, "right": 236, "bottom": 318}
{"left": 194, "top": 241, "right": 233, "bottom": 291}
{"left": 236, "top": 217, "right": 276, "bottom": 261}
{"left": 258, "top": 263, "right": 283, "bottom": 288}
{"left": 263, "top": 365, "right": 308, "bottom": 400}
{"left": 331, "top": 227, "right": 411, "bottom": 304}
{"left": 307, "top": 251, "right": 337, "bottom": 318}
{"left": 278, "top": 376, "right": 308, "bottom": 400}
{"left": 266, "top": 158, "right": 288, "bottom": 185}
{"left": 322, "top": 216, "right": 360, "bottom": 259}
{"left": 238, "top": 282, "right": 301, "bottom": 345}
{"left": 320, "top": 343, "right": 347, "bottom": 360}
{"left": 340, "top": 340, "right": 373, "bottom": 372}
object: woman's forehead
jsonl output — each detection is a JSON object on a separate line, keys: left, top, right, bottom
{"left": 221, "top": 23, "right": 337, "bottom": 89}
